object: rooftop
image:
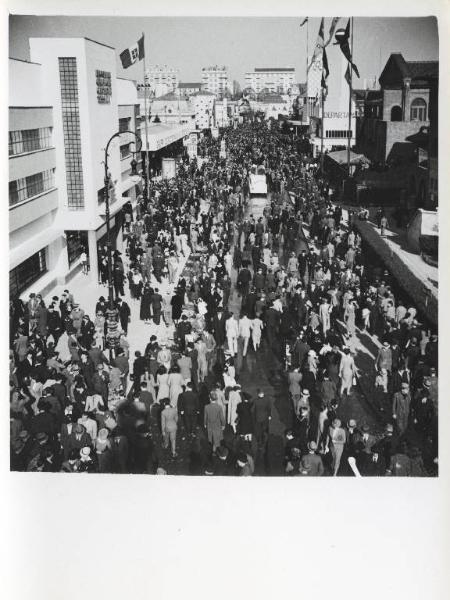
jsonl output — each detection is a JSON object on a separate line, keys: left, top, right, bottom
{"left": 178, "top": 82, "right": 202, "bottom": 88}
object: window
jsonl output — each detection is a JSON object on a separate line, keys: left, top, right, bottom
{"left": 65, "top": 230, "right": 88, "bottom": 266}
{"left": 410, "top": 98, "right": 427, "bottom": 121}
{"left": 9, "top": 127, "right": 52, "bottom": 156}
{"left": 59, "top": 57, "right": 85, "bottom": 210}
{"left": 120, "top": 143, "right": 131, "bottom": 159}
{"left": 390, "top": 106, "right": 402, "bottom": 121}
{"left": 119, "top": 118, "right": 130, "bottom": 133}
{"left": 10, "top": 248, "right": 47, "bottom": 300}
{"left": 325, "top": 130, "right": 352, "bottom": 139}
{"left": 9, "top": 169, "right": 55, "bottom": 207}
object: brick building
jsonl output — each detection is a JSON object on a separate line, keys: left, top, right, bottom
{"left": 357, "top": 53, "right": 438, "bottom": 165}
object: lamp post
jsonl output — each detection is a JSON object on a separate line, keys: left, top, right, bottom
{"left": 103, "top": 129, "right": 142, "bottom": 358}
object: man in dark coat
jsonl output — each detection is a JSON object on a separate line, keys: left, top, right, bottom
{"left": 252, "top": 390, "right": 273, "bottom": 449}
{"left": 179, "top": 382, "right": 200, "bottom": 437}
{"left": 116, "top": 297, "right": 131, "bottom": 335}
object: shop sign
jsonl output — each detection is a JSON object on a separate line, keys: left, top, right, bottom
{"left": 96, "top": 70, "right": 112, "bottom": 104}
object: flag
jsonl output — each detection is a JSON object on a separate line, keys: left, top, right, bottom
{"left": 321, "top": 73, "right": 328, "bottom": 100}
{"left": 307, "top": 18, "right": 324, "bottom": 72}
{"left": 325, "top": 17, "right": 340, "bottom": 46}
{"left": 322, "top": 47, "right": 329, "bottom": 80}
{"left": 345, "top": 63, "right": 351, "bottom": 86}
{"left": 120, "top": 35, "right": 145, "bottom": 69}
{"left": 334, "top": 19, "right": 360, "bottom": 77}
{"left": 300, "top": 17, "right": 308, "bottom": 27}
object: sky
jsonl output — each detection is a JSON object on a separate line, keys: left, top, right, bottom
{"left": 9, "top": 16, "right": 439, "bottom": 85}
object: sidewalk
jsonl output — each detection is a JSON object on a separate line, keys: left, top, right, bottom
{"left": 45, "top": 249, "right": 191, "bottom": 363}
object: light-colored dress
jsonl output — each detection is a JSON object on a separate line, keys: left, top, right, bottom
{"left": 227, "top": 389, "right": 241, "bottom": 432}
{"left": 168, "top": 372, "right": 184, "bottom": 409}
{"left": 156, "top": 372, "right": 170, "bottom": 401}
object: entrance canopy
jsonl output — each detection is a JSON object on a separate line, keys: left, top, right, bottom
{"left": 140, "top": 123, "right": 191, "bottom": 152}
{"left": 327, "top": 149, "right": 370, "bottom": 166}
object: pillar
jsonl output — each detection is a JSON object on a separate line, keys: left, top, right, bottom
{"left": 87, "top": 229, "right": 99, "bottom": 283}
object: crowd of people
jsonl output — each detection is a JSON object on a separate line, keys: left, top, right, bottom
{"left": 9, "top": 120, "right": 438, "bottom": 476}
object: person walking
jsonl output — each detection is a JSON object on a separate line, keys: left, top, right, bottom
{"left": 392, "top": 382, "right": 411, "bottom": 436}
{"left": 252, "top": 390, "right": 273, "bottom": 450}
{"left": 238, "top": 313, "right": 252, "bottom": 357}
{"left": 226, "top": 313, "right": 239, "bottom": 356}
{"left": 327, "top": 418, "right": 347, "bottom": 476}
{"left": 204, "top": 393, "right": 225, "bottom": 451}
{"left": 161, "top": 399, "right": 178, "bottom": 457}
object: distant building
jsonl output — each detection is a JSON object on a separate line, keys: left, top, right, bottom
{"left": 190, "top": 91, "right": 216, "bottom": 129}
{"left": 176, "top": 82, "right": 202, "bottom": 98}
{"left": 145, "top": 91, "right": 196, "bottom": 127}
{"left": 245, "top": 67, "right": 296, "bottom": 95}
{"left": 357, "top": 53, "right": 438, "bottom": 165}
{"left": 214, "top": 98, "right": 230, "bottom": 128}
{"left": 144, "top": 64, "right": 179, "bottom": 97}
{"left": 254, "top": 93, "right": 289, "bottom": 120}
{"left": 201, "top": 66, "right": 229, "bottom": 98}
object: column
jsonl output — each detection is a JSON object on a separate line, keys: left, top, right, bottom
{"left": 87, "top": 229, "right": 99, "bottom": 283}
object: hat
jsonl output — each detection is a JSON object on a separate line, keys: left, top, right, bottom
{"left": 74, "top": 423, "right": 85, "bottom": 434}
{"left": 302, "top": 389, "right": 310, "bottom": 396}
{"left": 217, "top": 446, "right": 229, "bottom": 459}
{"left": 401, "top": 382, "right": 410, "bottom": 389}
{"left": 36, "top": 432, "right": 49, "bottom": 442}
{"left": 19, "top": 430, "right": 30, "bottom": 440}
{"left": 348, "top": 419, "right": 357, "bottom": 428}
{"left": 80, "top": 446, "right": 91, "bottom": 457}
{"left": 385, "top": 423, "right": 394, "bottom": 433}
{"left": 383, "top": 341, "right": 390, "bottom": 347}
{"left": 308, "top": 441, "right": 317, "bottom": 451}
{"left": 97, "top": 428, "right": 109, "bottom": 441}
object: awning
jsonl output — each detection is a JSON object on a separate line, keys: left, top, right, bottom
{"left": 327, "top": 150, "right": 370, "bottom": 166}
{"left": 10, "top": 227, "right": 63, "bottom": 270}
{"left": 139, "top": 123, "right": 191, "bottom": 152}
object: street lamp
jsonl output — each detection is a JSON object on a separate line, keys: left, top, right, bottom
{"left": 103, "top": 129, "right": 142, "bottom": 358}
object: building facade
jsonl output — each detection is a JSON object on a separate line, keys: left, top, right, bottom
{"left": 356, "top": 53, "right": 437, "bottom": 165}
{"left": 201, "top": 66, "right": 229, "bottom": 98}
{"left": 144, "top": 64, "right": 179, "bottom": 97}
{"left": 9, "top": 38, "right": 142, "bottom": 299}
{"left": 146, "top": 92, "right": 196, "bottom": 127}
{"left": 245, "top": 67, "right": 296, "bottom": 95}
{"left": 190, "top": 91, "right": 216, "bottom": 129}
{"left": 176, "top": 82, "right": 203, "bottom": 98}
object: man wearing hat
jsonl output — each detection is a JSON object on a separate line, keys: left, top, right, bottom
{"left": 252, "top": 390, "right": 273, "bottom": 450}
{"left": 411, "top": 382, "right": 435, "bottom": 440}
{"left": 392, "top": 383, "right": 411, "bottom": 435}
{"left": 376, "top": 341, "right": 393, "bottom": 373}
{"left": 236, "top": 452, "right": 255, "bottom": 476}
{"left": 299, "top": 441, "right": 324, "bottom": 476}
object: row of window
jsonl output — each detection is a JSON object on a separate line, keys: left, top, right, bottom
{"left": 9, "top": 127, "right": 53, "bottom": 156}
{"left": 59, "top": 57, "right": 85, "bottom": 210}
{"left": 9, "top": 169, "right": 55, "bottom": 207}
{"left": 325, "top": 130, "right": 352, "bottom": 139}
{"left": 10, "top": 249, "right": 47, "bottom": 300}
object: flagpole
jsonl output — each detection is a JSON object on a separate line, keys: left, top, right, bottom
{"left": 320, "top": 84, "right": 324, "bottom": 176}
{"left": 306, "top": 19, "right": 309, "bottom": 126}
{"left": 347, "top": 17, "right": 354, "bottom": 177}
{"left": 142, "top": 32, "right": 150, "bottom": 197}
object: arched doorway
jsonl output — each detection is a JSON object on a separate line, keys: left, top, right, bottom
{"left": 390, "top": 105, "right": 402, "bottom": 121}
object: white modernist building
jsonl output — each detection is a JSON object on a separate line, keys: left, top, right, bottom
{"left": 244, "top": 67, "right": 296, "bottom": 94}
{"left": 308, "top": 43, "right": 356, "bottom": 152}
{"left": 9, "top": 38, "right": 142, "bottom": 298}
{"left": 144, "top": 64, "right": 179, "bottom": 97}
{"left": 201, "top": 66, "right": 229, "bottom": 98}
